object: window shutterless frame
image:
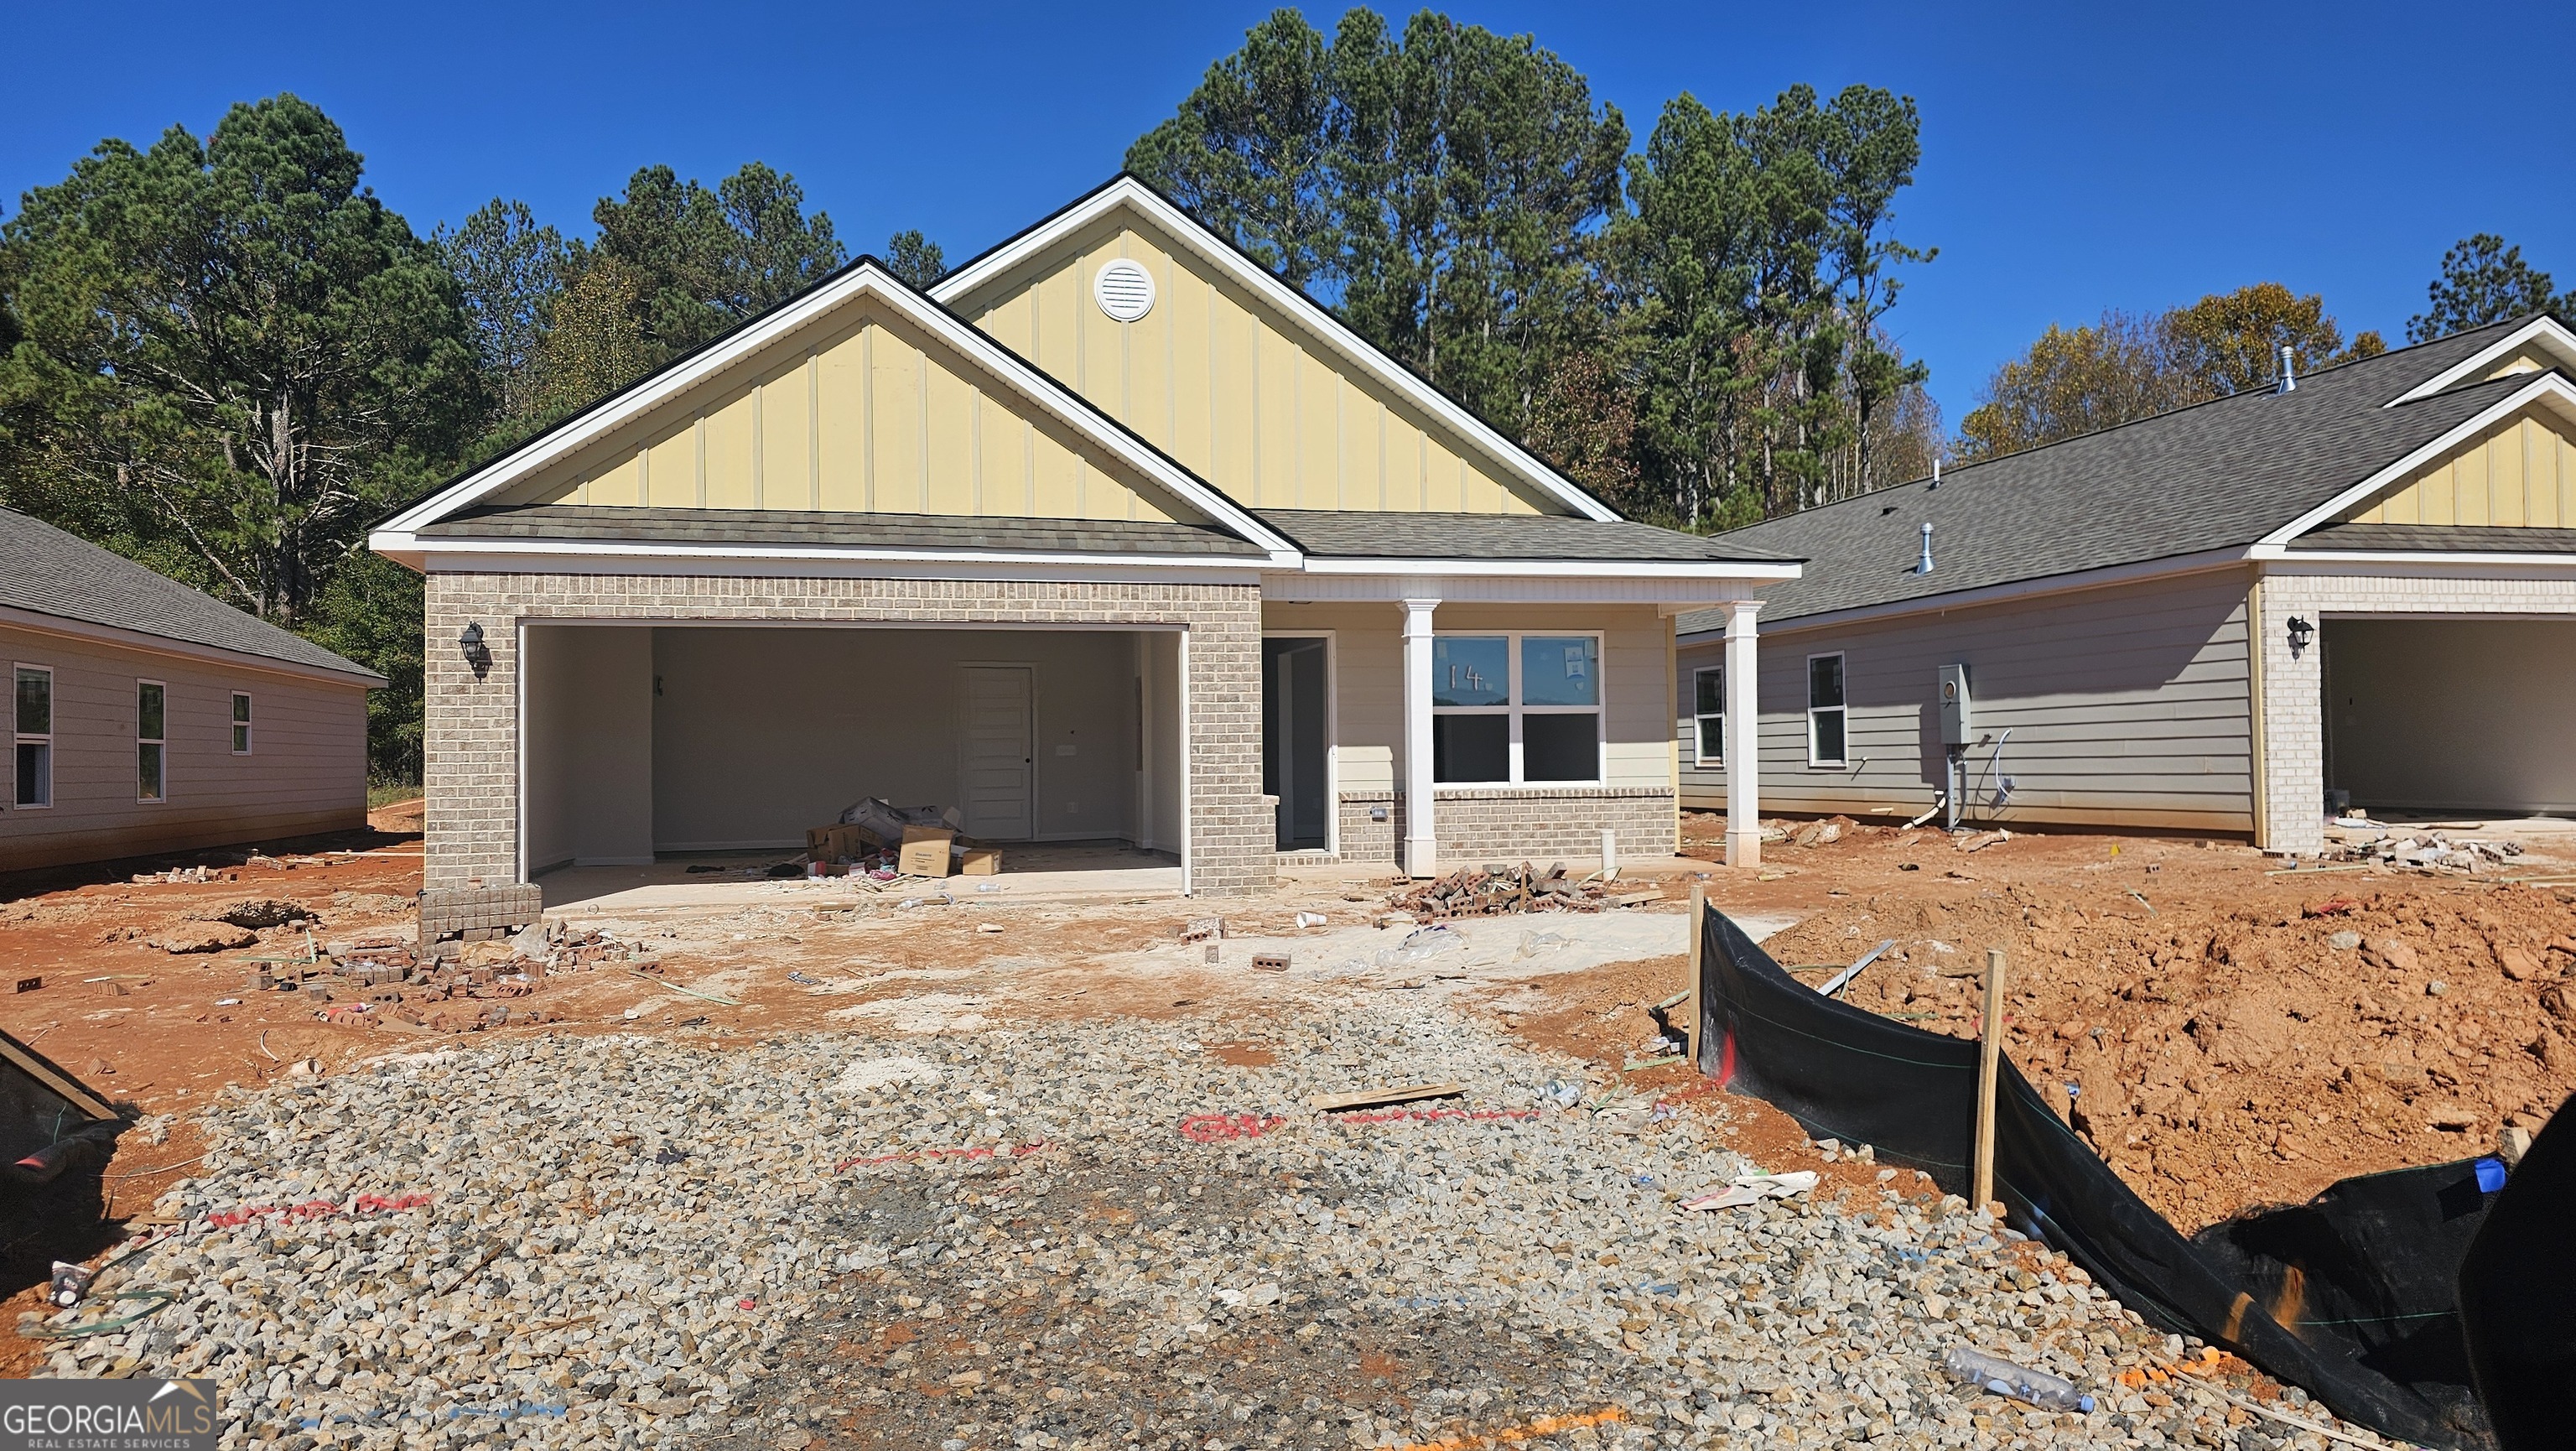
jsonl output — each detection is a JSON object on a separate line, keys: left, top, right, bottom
{"left": 232, "top": 692, "right": 253, "bottom": 755}
{"left": 1805, "top": 652, "right": 1847, "bottom": 767}
{"left": 13, "top": 664, "right": 52, "bottom": 809}
{"left": 1430, "top": 632, "right": 1603, "bottom": 786}
{"left": 1691, "top": 665, "right": 1724, "bottom": 767}
{"left": 138, "top": 679, "right": 167, "bottom": 803}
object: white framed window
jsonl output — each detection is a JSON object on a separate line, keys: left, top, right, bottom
{"left": 13, "top": 665, "right": 51, "bottom": 809}
{"left": 1806, "top": 653, "right": 1847, "bottom": 767}
{"left": 231, "top": 692, "right": 253, "bottom": 755}
{"left": 138, "top": 679, "right": 166, "bottom": 803}
{"left": 1692, "top": 665, "right": 1724, "bottom": 766}
{"left": 1431, "top": 633, "right": 1602, "bottom": 785}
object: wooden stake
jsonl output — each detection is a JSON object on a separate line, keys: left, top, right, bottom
{"left": 1685, "top": 881, "right": 1706, "bottom": 1067}
{"left": 1973, "top": 946, "right": 2005, "bottom": 1211}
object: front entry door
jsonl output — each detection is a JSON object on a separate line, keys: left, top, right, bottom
{"left": 1263, "top": 637, "right": 1329, "bottom": 850}
{"left": 960, "top": 665, "right": 1035, "bottom": 840}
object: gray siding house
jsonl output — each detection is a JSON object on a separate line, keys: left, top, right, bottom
{"left": 1677, "top": 315, "right": 2576, "bottom": 856}
{"left": 1, "top": 508, "right": 382, "bottom": 873}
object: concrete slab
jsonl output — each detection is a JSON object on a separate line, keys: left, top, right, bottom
{"left": 536, "top": 843, "right": 1183, "bottom": 915}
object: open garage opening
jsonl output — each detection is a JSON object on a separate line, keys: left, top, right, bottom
{"left": 2323, "top": 616, "right": 2576, "bottom": 820}
{"left": 519, "top": 623, "right": 1185, "bottom": 897}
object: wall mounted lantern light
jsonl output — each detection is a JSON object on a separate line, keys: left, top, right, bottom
{"left": 2286, "top": 616, "right": 2314, "bottom": 660}
{"left": 459, "top": 621, "right": 492, "bottom": 679}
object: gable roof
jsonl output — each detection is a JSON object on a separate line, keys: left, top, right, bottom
{"left": 931, "top": 174, "right": 1623, "bottom": 523}
{"left": 371, "top": 257, "right": 1300, "bottom": 563}
{"left": 1679, "top": 317, "right": 2575, "bottom": 633}
{"left": 0, "top": 508, "right": 382, "bottom": 683}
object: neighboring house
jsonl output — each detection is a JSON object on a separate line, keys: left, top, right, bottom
{"left": 1675, "top": 315, "right": 2576, "bottom": 856}
{"left": 0, "top": 508, "right": 382, "bottom": 873}
{"left": 369, "top": 178, "right": 1796, "bottom": 900}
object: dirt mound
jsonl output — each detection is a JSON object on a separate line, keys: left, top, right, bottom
{"left": 1760, "top": 878, "right": 2576, "bottom": 1230}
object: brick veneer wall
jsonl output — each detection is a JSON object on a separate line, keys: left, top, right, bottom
{"left": 2255, "top": 569, "right": 2576, "bottom": 857}
{"left": 1334, "top": 788, "right": 1675, "bottom": 870}
{"left": 422, "top": 570, "right": 1274, "bottom": 897}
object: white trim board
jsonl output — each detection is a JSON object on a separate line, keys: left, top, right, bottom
{"left": 404, "top": 547, "right": 1270, "bottom": 587}
{"left": 372, "top": 259, "right": 1299, "bottom": 561}
{"left": 2251, "top": 549, "right": 2576, "bottom": 576}
{"left": 2386, "top": 315, "right": 2576, "bottom": 407}
{"left": 932, "top": 177, "right": 1622, "bottom": 524}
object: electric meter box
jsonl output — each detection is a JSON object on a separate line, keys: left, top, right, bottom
{"left": 1938, "top": 663, "right": 1972, "bottom": 746}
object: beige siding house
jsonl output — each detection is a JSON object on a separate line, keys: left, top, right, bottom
{"left": 1, "top": 509, "right": 380, "bottom": 873}
{"left": 372, "top": 179, "right": 1798, "bottom": 902}
{"left": 1677, "top": 315, "right": 2576, "bottom": 853}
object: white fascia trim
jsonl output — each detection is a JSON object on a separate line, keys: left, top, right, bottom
{"left": 375, "top": 529, "right": 1295, "bottom": 572}
{"left": 2251, "top": 544, "right": 2576, "bottom": 570}
{"left": 2386, "top": 316, "right": 2576, "bottom": 406}
{"left": 2272, "top": 372, "right": 2576, "bottom": 543}
{"left": 0, "top": 602, "right": 382, "bottom": 689}
{"left": 375, "top": 265, "right": 1296, "bottom": 557}
{"left": 1291, "top": 556, "right": 1800, "bottom": 581}
{"left": 1677, "top": 546, "right": 2256, "bottom": 642}
{"left": 933, "top": 179, "right": 1622, "bottom": 523}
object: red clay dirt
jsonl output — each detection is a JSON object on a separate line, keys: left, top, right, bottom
{"left": 1724, "top": 816, "right": 2576, "bottom": 1230}
{"left": 0, "top": 802, "right": 2564, "bottom": 1381}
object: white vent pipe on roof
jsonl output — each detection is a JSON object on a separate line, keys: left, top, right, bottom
{"left": 2277, "top": 345, "right": 2297, "bottom": 394}
{"left": 1918, "top": 521, "right": 1935, "bottom": 575}
{"left": 1930, "top": 455, "right": 1942, "bottom": 489}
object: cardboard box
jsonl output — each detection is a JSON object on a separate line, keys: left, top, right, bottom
{"left": 898, "top": 826, "right": 955, "bottom": 878}
{"left": 958, "top": 848, "right": 1002, "bottom": 876}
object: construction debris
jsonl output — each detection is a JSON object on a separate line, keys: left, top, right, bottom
{"left": 1384, "top": 861, "right": 1635, "bottom": 918}
{"left": 2321, "top": 829, "right": 2521, "bottom": 873}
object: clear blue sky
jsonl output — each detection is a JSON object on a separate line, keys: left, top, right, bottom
{"left": 8, "top": 0, "right": 2567, "bottom": 427}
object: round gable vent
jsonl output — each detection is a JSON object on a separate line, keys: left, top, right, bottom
{"left": 1094, "top": 258, "right": 1156, "bottom": 322}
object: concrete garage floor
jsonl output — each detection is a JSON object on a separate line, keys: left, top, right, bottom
{"left": 533, "top": 840, "right": 1184, "bottom": 912}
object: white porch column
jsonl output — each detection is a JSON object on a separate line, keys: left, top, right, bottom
{"left": 1723, "top": 601, "right": 1763, "bottom": 867}
{"left": 1400, "top": 597, "right": 1439, "bottom": 876}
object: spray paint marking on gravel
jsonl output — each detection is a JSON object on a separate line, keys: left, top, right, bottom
{"left": 204, "top": 1192, "right": 433, "bottom": 1229}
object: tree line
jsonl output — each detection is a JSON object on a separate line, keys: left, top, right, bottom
{"left": 1129, "top": 7, "right": 1943, "bottom": 529}
{"left": 0, "top": 96, "right": 917, "bottom": 783}
{"left": 1958, "top": 239, "right": 2565, "bottom": 460}
{"left": 0, "top": 12, "right": 2564, "bottom": 783}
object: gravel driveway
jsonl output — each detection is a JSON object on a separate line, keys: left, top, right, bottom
{"left": 39, "top": 1002, "right": 2367, "bottom": 1449}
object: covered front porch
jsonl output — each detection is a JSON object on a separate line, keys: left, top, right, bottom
{"left": 1250, "top": 508, "right": 1784, "bottom": 876}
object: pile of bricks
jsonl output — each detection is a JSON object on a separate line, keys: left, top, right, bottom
{"left": 252, "top": 923, "right": 642, "bottom": 1031}
{"left": 1388, "top": 861, "right": 1613, "bottom": 918}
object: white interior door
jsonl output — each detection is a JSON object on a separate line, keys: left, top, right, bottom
{"left": 960, "top": 665, "right": 1035, "bottom": 840}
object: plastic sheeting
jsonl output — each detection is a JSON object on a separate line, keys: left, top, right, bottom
{"left": 2456, "top": 1091, "right": 2576, "bottom": 1451}
{"left": 1695, "top": 906, "right": 2499, "bottom": 1451}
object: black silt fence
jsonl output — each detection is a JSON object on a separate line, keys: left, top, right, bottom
{"left": 1696, "top": 905, "right": 2500, "bottom": 1451}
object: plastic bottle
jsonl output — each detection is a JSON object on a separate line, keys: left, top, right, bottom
{"left": 1941, "top": 1345, "right": 2096, "bottom": 1413}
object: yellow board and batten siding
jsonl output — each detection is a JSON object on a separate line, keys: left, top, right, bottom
{"left": 2344, "top": 407, "right": 2576, "bottom": 528}
{"left": 953, "top": 221, "right": 1562, "bottom": 517}
{"left": 491, "top": 304, "right": 1199, "bottom": 525}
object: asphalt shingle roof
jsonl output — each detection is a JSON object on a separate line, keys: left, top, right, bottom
{"left": 0, "top": 508, "right": 381, "bottom": 680}
{"left": 1250, "top": 509, "right": 1794, "bottom": 563}
{"left": 1678, "top": 320, "right": 2539, "bottom": 635}
{"left": 2285, "top": 522, "right": 2576, "bottom": 554}
{"left": 418, "top": 505, "right": 1270, "bottom": 557}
